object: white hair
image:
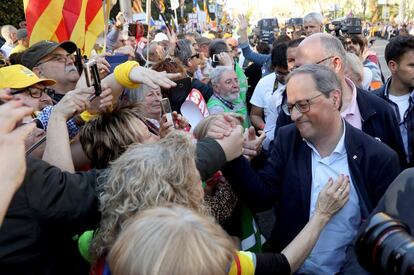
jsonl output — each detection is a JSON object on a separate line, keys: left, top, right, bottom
{"left": 345, "top": 52, "right": 364, "bottom": 88}
{"left": 304, "top": 12, "right": 324, "bottom": 25}
{"left": 209, "top": 66, "right": 234, "bottom": 86}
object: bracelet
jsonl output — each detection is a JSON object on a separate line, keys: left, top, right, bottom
{"left": 113, "top": 61, "right": 141, "bottom": 89}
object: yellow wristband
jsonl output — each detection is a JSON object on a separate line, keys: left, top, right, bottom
{"left": 114, "top": 60, "right": 141, "bottom": 89}
{"left": 80, "top": 111, "right": 98, "bottom": 122}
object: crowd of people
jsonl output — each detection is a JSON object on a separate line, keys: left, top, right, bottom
{"left": 0, "top": 8, "right": 414, "bottom": 275}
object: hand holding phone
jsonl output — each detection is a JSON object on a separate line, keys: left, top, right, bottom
{"left": 83, "top": 61, "right": 102, "bottom": 97}
{"left": 161, "top": 98, "right": 175, "bottom": 128}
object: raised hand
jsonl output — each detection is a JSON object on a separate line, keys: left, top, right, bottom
{"left": 243, "top": 126, "right": 266, "bottom": 159}
{"left": 129, "top": 66, "right": 181, "bottom": 90}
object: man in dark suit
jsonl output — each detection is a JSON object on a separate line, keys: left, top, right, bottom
{"left": 275, "top": 33, "right": 407, "bottom": 168}
{"left": 221, "top": 64, "right": 400, "bottom": 274}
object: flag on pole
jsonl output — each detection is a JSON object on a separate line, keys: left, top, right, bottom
{"left": 23, "top": 0, "right": 104, "bottom": 57}
{"left": 157, "top": 0, "right": 166, "bottom": 13}
{"left": 132, "top": 0, "right": 144, "bottom": 13}
{"left": 203, "top": 0, "right": 210, "bottom": 23}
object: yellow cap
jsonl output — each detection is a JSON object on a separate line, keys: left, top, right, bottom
{"left": 0, "top": 64, "right": 56, "bottom": 89}
{"left": 223, "top": 33, "right": 232, "bottom": 39}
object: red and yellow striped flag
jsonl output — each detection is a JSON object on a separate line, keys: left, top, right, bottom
{"left": 156, "top": 0, "right": 166, "bottom": 13}
{"left": 23, "top": 0, "right": 104, "bottom": 57}
{"left": 132, "top": 0, "right": 143, "bottom": 13}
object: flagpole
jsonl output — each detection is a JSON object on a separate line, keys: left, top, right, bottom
{"left": 174, "top": 8, "right": 178, "bottom": 29}
{"left": 103, "top": 0, "right": 111, "bottom": 54}
{"left": 145, "top": 0, "right": 151, "bottom": 67}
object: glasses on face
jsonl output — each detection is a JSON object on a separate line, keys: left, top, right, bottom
{"left": 10, "top": 87, "right": 53, "bottom": 99}
{"left": 315, "top": 55, "right": 335, "bottom": 65}
{"left": 35, "top": 53, "right": 75, "bottom": 67}
{"left": 282, "top": 93, "right": 323, "bottom": 116}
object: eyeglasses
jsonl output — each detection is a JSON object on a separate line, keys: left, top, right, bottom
{"left": 282, "top": 93, "right": 323, "bottom": 116}
{"left": 292, "top": 55, "right": 335, "bottom": 71}
{"left": 10, "top": 87, "right": 54, "bottom": 99}
{"left": 315, "top": 55, "right": 335, "bottom": 65}
{"left": 35, "top": 53, "right": 75, "bottom": 67}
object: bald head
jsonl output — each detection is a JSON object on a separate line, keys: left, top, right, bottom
{"left": 1, "top": 25, "right": 17, "bottom": 44}
{"left": 295, "top": 33, "right": 347, "bottom": 76}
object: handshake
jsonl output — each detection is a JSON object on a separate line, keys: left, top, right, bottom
{"left": 194, "top": 113, "right": 266, "bottom": 161}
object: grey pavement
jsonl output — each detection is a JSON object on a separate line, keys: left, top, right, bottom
{"left": 370, "top": 38, "right": 390, "bottom": 80}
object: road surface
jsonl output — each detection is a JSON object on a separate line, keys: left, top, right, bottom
{"left": 370, "top": 38, "right": 390, "bottom": 80}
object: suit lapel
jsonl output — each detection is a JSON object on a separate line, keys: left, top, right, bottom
{"left": 297, "top": 140, "right": 313, "bottom": 218}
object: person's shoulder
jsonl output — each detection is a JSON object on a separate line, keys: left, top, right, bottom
{"left": 358, "top": 88, "right": 393, "bottom": 111}
{"left": 276, "top": 123, "right": 300, "bottom": 140}
{"left": 346, "top": 124, "right": 397, "bottom": 156}
{"left": 371, "top": 85, "right": 386, "bottom": 98}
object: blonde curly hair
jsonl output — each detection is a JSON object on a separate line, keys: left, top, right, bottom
{"left": 91, "top": 131, "right": 206, "bottom": 261}
{"left": 108, "top": 205, "right": 236, "bottom": 275}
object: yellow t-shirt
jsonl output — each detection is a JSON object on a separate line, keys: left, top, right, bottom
{"left": 228, "top": 251, "right": 256, "bottom": 275}
{"left": 10, "top": 44, "right": 27, "bottom": 55}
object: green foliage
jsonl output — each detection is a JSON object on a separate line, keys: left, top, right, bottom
{"left": 0, "top": 0, "right": 25, "bottom": 27}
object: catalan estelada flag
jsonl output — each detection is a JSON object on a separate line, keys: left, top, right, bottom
{"left": 158, "top": 0, "right": 166, "bottom": 13}
{"left": 23, "top": 0, "right": 104, "bottom": 57}
{"left": 132, "top": 0, "right": 143, "bottom": 13}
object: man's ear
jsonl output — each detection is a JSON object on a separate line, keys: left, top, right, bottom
{"left": 31, "top": 66, "right": 42, "bottom": 77}
{"left": 332, "top": 56, "right": 342, "bottom": 73}
{"left": 388, "top": 60, "right": 398, "bottom": 74}
{"left": 331, "top": 90, "right": 342, "bottom": 110}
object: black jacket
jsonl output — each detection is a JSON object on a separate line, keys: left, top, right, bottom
{"left": 0, "top": 157, "right": 100, "bottom": 275}
{"left": 373, "top": 82, "right": 414, "bottom": 167}
{"left": 276, "top": 87, "right": 407, "bottom": 167}
{"left": 169, "top": 78, "right": 213, "bottom": 113}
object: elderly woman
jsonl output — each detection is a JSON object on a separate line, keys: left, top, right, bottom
{"left": 124, "top": 84, "right": 163, "bottom": 127}
{"left": 90, "top": 132, "right": 207, "bottom": 270}
{"left": 207, "top": 66, "right": 250, "bottom": 128}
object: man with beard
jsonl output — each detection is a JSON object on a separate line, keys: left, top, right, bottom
{"left": 207, "top": 66, "right": 250, "bottom": 129}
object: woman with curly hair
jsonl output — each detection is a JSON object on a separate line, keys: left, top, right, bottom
{"left": 89, "top": 132, "right": 207, "bottom": 271}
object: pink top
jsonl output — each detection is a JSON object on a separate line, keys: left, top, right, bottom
{"left": 341, "top": 78, "right": 362, "bottom": 130}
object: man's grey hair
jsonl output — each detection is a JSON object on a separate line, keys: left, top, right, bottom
{"left": 209, "top": 66, "right": 234, "bottom": 86}
{"left": 316, "top": 33, "right": 347, "bottom": 66}
{"left": 287, "top": 64, "right": 342, "bottom": 98}
{"left": 304, "top": 12, "right": 324, "bottom": 24}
